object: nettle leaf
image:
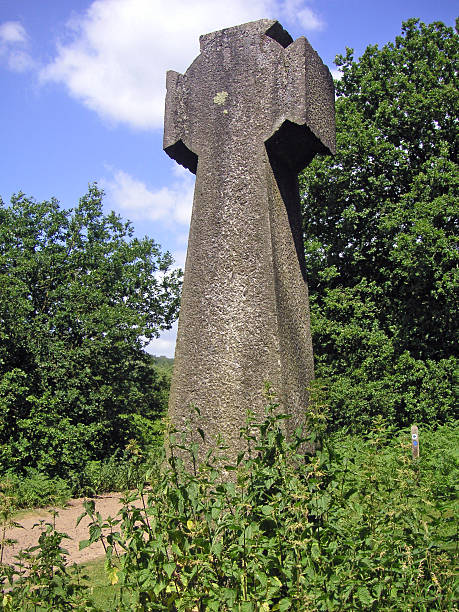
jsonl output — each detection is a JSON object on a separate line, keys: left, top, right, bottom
{"left": 88, "top": 525, "right": 102, "bottom": 542}
{"left": 211, "top": 541, "right": 223, "bottom": 558}
{"left": 277, "top": 598, "right": 292, "bottom": 611}
{"left": 356, "top": 586, "right": 375, "bottom": 606}
{"left": 153, "top": 580, "right": 166, "bottom": 596}
{"left": 78, "top": 539, "right": 91, "bottom": 551}
{"left": 311, "top": 542, "right": 320, "bottom": 561}
{"left": 255, "top": 571, "right": 268, "bottom": 589}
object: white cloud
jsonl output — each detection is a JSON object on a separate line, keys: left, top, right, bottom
{"left": 145, "top": 321, "right": 178, "bottom": 358}
{"left": 102, "top": 163, "right": 195, "bottom": 226}
{"left": 0, "top": 21, "right": 27, "bottom": 43}
{"left": 282, "top": 0, "right": 324, "bottom": 30}
{"left": 297, "top": 6, "right": 323, "bottom": 30}
{"left": 39, "top": 0, "right": 325, "bottom": 130}
{"left": 330, "top": 68, "right": 343, "bottom": 80}
{"left": 0, "top": 21, "right": 35, "bottom": 72}
{"left": 171, "top": 248, "right": 187, "bottom": 271}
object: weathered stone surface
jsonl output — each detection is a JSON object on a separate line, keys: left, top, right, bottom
{"left": 164, "top": 19, "right": 335, "bottom": 459}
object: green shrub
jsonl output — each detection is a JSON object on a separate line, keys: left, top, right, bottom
{"left": 0, "top": 186, "right": 181, "bottom": 482}
{"left": 1, "top": 469, "right": 71, "bottom": 510}
{"left": 77, "top": 402, "right": 457, "bottom": 610}
{"left": 1, "top": 401, "right": 457, "bottom": 610}
{"left": 77, "top": 442, "right": 149, "bottom": 496}
{"left": 1, "top": 513, "right": 93, "bottom": 610}
{"left": 301, "top": 19, "right": 458, "bottom": 432}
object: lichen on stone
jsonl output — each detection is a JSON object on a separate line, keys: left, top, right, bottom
{"left": 213, "top": 91, "right": 228, "bottom": 105}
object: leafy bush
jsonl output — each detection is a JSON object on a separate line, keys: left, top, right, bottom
{"left": 300, "top": 19, "right": 458, "bottom": 431}
{"left": 1, "top": 399, "right": 456, "bottom": 610}
{"left": 0, "top": 186, "right": 181, "bottom": 481}
{"left": 0, "top": 441, "right": 162, "bottom": 508}
{"left": 76, "top": 440, "right": 157, "bottom": 497}
{"left": 77, "top": 402, "right": 457, "bottom": 610}
{"left": 1, "top": 513, "right": 91, "bottom": 611}
{"left": 1, "top": 469, "right": 71, "bottom": 510}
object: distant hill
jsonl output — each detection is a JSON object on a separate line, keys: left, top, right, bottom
{"left": 151, "top": 355, "right": 174, "bottom": 371}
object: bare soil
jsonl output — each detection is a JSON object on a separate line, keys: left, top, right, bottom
{"left": 2, "top": 493, "right": 139, "bottom": 567}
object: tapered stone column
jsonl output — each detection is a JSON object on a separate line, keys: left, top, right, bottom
{"left": 163, "top": 19, "right": 335, "bottom": 460}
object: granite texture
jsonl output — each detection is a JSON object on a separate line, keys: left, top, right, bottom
{"left": 164, "top": 19, "right": 335, "bottom": 460}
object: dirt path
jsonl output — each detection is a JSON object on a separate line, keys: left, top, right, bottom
{"left": 2, "top": 493, "right": 139, "bottom": 567}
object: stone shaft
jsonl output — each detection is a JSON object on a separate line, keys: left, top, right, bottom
{"left": 163, "top": 19, "right": 335, "bottom": 458}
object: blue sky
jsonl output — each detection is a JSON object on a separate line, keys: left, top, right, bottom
{"left": 1, "top": 0, "right": 456, "bottom": 357}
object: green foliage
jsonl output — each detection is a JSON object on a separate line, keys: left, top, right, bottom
{"left": 1, "top": 513, "right": 96, "bottom": 611}
{"left": 0, "top": 185, "right": 181, "bottom": 480}
{"left": 77, "top": 438, "right": 161, "bottom": 496}
{"left": 151, "top": 355, "right": 174, "bottom": 371}
{"left": 0, "top": 445, "right": 160, "bottom": 509}
{"left": 1, "top": 403, "right": 457, "bottom": 609}
{"left": 300, "top": 19, "right": 458, "bottom": 430}
{"left": 0, "top": 470, "right": 71, "bottom": 510}
{"left": 101, "top": 410, "right": 456, "bottom": 611}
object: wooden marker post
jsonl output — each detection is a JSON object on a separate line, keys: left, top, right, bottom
{"left": 411, "top": 425, "right": 419, "bottom": 459}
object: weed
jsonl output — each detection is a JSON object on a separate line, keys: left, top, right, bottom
{"left": 1, "top": 401, "right": 457, "bottom": 610}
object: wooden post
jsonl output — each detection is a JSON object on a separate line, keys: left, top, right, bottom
{"left": 411, "top": 425, "right": 419, "bottom": 459}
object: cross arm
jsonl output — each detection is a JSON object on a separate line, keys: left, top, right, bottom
{"left": 265, "top": 36, "right": 335, "bottom": 173}
{"left": 163, "top": 70, "right": 198, "bottom": 174}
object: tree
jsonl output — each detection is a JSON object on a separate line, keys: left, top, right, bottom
{"left": 0, "top": 184, "right": 182, "bottom": 477}
{"left": 300, "top": 19, "right": 458, "bottom": 430}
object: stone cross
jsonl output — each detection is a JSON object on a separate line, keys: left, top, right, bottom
{"left": 164, "top": 19, "right": 335, "bottom": 460}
